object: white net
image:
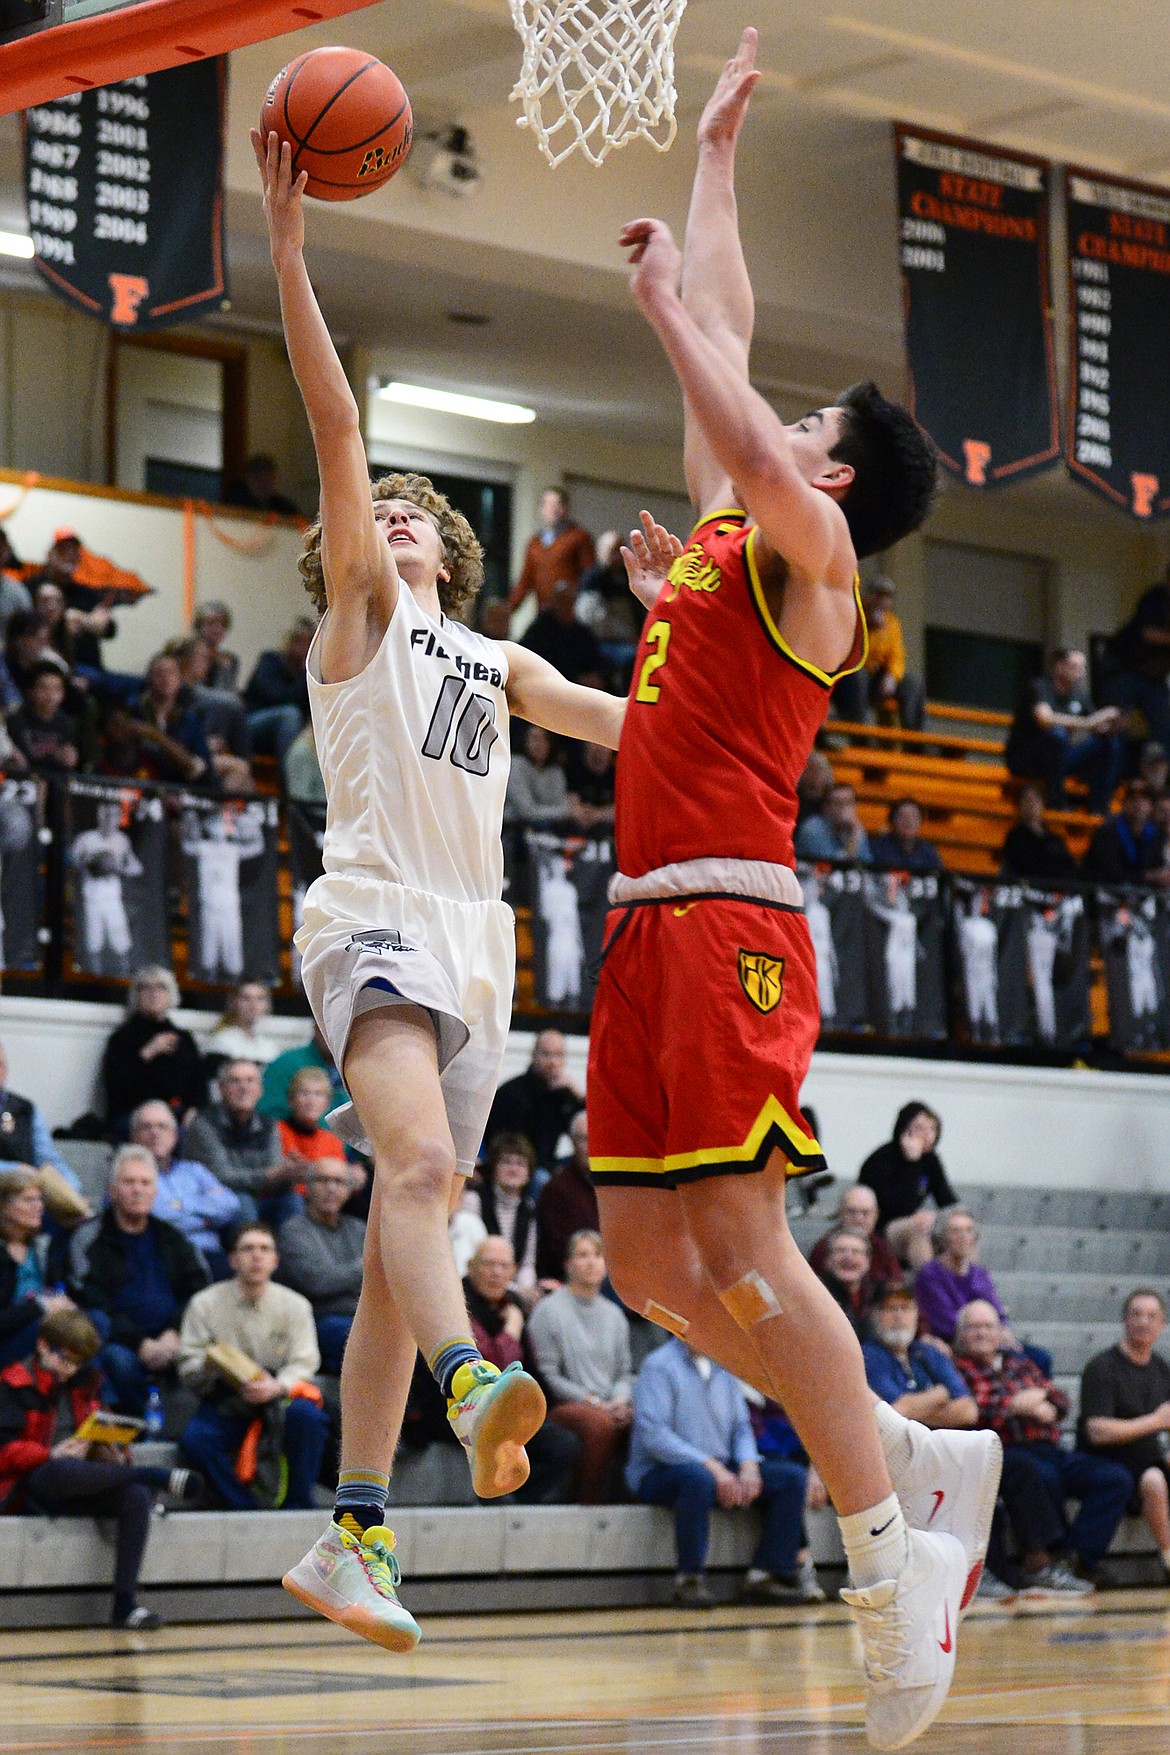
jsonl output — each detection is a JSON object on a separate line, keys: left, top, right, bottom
{"left": 508, "top": 0, "right": 688, "bottom": 169}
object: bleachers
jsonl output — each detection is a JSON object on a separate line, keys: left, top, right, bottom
{"left": 826, "top": 706, "right": 1102, "bottom": 875}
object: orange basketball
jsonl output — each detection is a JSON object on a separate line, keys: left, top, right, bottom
{"left": 260, "top": 47, "right": 412, "bottom": 202}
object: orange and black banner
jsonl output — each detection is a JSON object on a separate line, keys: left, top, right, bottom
{"left": 22, "top": 58, "right": 226, "bottom": 330}
{"left": 895, "top": 125, "right": 1058, "bottom": 488}
{"left": 1066, "top": 169, "right": 1170, "bottom": 518}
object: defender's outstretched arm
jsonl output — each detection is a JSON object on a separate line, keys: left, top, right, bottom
{"left": 622, "top": 218, "right": 851, "bottom": 591}
{"left": 252, "top": 130, "right": 397, "bottom": 652}
{"left": 680, "top": 29, "right": 761, "bottom": 514}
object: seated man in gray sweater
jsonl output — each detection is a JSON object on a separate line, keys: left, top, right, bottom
{"left": 184, "top": 1060, "right": 299, "bottom": 1230}
{"left": 525, "top": 1229, "right": 632, "bottom": 1502}
{"left": 276, "top": 1159, "right": 365, "bottom": 1374}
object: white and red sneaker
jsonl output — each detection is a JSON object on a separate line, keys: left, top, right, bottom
{"left": 891, "top": 1425, "right": 1003, "bottom": 1612}
{"left": 842, "top": 1527, "right": 967, "bottom": 1751}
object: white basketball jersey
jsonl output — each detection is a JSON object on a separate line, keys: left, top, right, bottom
{"left": 307, "top": 586, "right": 511, "bottom": 904}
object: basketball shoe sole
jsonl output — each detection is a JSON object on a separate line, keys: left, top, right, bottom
{"left": 447, "top": 1360, "right": 547, "bottom": 1498}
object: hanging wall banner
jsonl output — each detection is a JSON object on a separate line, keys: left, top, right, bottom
{"left": 863, "top": 869, "right": 947, "bottom": 1042}
{"left": 895, "top": 125, "right": 1058, "bottom": 488}
{"left": 951, "top": 878, "right": 1031, "bottom": 1047}
{"left": 64, "top": 779, "right": 168, "bottom": 979}
{"left": 286, "top": 799, "right": 326, "bottom": 987}
{"left": 179, "top": 794, "right": 279, "bottom": 986}
{"left": 0, "top": 779, "right": 42, "bottom": 975}
{"left": 526, "top": 830, "right": 615, "bottom": 1013}
{"left": 1021, "top": 886, "right": 1092, "bottom": 1050}
{"left": 1098, "top": 888, "right": 1170, "bottom": 1054}
{"left": 798, "top": 863, "right": 869, "bottom": 1036}
{"left": 23, "top": 61, "right": 226, "bottom": 330}
{"left": 1066, "top": 169, "right": 1170, "bottom": 517}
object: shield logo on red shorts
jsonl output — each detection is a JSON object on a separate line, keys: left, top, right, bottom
{"left": 738, "top": 950, "right": 785, "bottom": 1013}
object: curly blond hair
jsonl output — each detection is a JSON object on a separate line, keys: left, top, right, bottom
{"left": 297, "top": 472, "right": 484, "bottom": 619}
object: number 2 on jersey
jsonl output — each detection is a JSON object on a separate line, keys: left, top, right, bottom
{"left": 635, "top": 620, "right": 671, "bottom": 704}
{"left": 422, "top": 674, "right": 499, "bottom": 776}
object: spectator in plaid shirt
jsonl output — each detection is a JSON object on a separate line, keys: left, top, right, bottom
{"left": 955, "top": 1301, "right": 1131, "bottom": 1582}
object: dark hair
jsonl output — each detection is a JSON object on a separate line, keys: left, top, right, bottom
{"left": 830, "top": 381, "right": 938, "bottom": 559}
{"left": 1123, "top": 1287, "right": 1166, "bottom": 1318}
{"left": 1125, "top": 780, "right": 1152, "bottom": 804}
{"left": 228, "top": 1220, "right": 277, "bottom": 1252}
{"left": 484, "top": 1132, "right": 536, "bottom": 1179}
{"left": 889, "top": 796, "right": 920, "bottom": 824}
{"left": 894, "top": 1101, "right": 942, "bottom": 1145}
{"left": 39, "top": 1307, "right": 101, "bottom": 1363}
{"left": 26, "top": 660, "right": 66, "bottom": 688}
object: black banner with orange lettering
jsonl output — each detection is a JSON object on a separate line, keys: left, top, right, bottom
{"left": 1066, "top": 170, "right": 1170, "bottom": 519}
{"left": 23, "top": 60, "right": 226, "bottom": 330}
{"left": 895, "top": 125, "right": 1058, "bottom": 488}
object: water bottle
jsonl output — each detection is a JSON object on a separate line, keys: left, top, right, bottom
{"left": 144, "top": 1385, "right": 165, "bottom": 1439}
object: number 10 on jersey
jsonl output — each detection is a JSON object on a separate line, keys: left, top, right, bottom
{"left": 422, "top": 675, "right": 499, "bottom": 776}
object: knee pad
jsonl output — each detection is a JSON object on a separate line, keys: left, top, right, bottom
{"left": 718, "top": 1270, "right": 783, "bottom": 1330}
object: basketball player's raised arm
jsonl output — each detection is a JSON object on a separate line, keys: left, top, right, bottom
{"left": 251, "top": 129, "right": 396, "bottom": 630}
{"left": 502, "top": 645, "right": 625, "bottom": 750}
{"left": 622, "top": 218, "right": 852, "bottom": 589}
{"left": 679, "top": 29, "right": 760, "bottom": 514}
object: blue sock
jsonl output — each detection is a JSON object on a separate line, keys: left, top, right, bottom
{"left": 334, "top": 1469, "right": 389, "bottom": 1535}
{"left": 429, "top": 1335, "right": 482, "bottom": 1399}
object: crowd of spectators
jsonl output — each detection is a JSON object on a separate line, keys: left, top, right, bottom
{"left": 1, "top": 964, "right": 1168, "bottom": 1620}
{"left": 0, "top": 522, "right": 321, "bottom": 801}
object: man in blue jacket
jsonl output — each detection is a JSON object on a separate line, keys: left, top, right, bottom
{"left": 627, "top": 1336, "right": 809, "bottom": 1607}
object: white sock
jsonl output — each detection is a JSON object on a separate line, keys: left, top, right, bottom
{"left": 872, "top": 1399, "right": 919, "bottom": 1481}
{"left": 839, "top": 1494, "right": 910, "bottom": 1590}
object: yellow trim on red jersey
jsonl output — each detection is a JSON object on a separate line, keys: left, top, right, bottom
{"left": 689, "top": 506, "right": 747, "bottom": 539}
{"left": 744, "top": 527, "right": 868, "bottom": 687}
{"left": 590, "top": 1093, "right": 824, "bottom": 1182}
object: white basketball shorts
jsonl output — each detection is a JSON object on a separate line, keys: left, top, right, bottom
{"left": 296, "top": 871, "right": 515, "bottom": 1176}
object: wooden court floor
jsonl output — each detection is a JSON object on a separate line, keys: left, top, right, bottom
{"left": 2, "top": 1591, "right": 1170, "bottom": 1755}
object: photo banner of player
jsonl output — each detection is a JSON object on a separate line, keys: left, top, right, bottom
{"left": 1020, "top": 885, "right": 1092, "bottom": 1050}
{"left": 951, "top": 878, "right": 1031, "bottom": 1047}
{"left": 797, "top": 863, "right": 870, "bottom": 1036}
{"left": 0, "top": 778, "right": 43, "bottom": 976}
{"left": 178, "top": 793, "right": 280, "bottom": 987}
{"left": 526, "top": 830, "right": 615, "bottom": 1014}
{"left": 863, "top": 869, "right": 947, "bottom": 1042}
{"left": 64, "top": 779, "right": 168, "bottom": 980}
{"left": 1097, "top": 887, "right": 1170, "bottom": 1054}
{"left": 23, "top": 61, "right": 227, "bottom": 330}
{"left": 1065, "top": 169, "right": 1170, "bottom": 518}
{"left": 286, "top": 799, "right": 326, "bottom": 985}
{"left": 895, "top": 125, "right": 1058, "bottom": 488}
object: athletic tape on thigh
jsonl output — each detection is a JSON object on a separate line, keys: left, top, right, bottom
{"left": 719, "top": 1270, "right": 783, "bottom": 1329}
{"left": 642, "top": 1300, "right": 690, "bottom": 1337}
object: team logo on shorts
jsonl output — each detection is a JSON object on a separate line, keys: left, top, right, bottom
{"left": 738, "top": 949, "right": 785, "bottom": 1013}
{"left": 346, "top": 929, "right": 415, "bottom": 956}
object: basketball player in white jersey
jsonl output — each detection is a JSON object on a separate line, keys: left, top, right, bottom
{"left": 252, "top": 132, "right": 632, "bottom": 1651}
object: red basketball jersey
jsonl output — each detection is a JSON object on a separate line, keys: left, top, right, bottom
{"left": 615, "top": 508, "right": 865, "bottom": 878}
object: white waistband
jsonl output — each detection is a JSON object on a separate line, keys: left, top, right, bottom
{"left": 608, "top": 857, "right": 804, "bottom": 910}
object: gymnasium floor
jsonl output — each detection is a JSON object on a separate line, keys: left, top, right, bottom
{"left": 2, "top": 1593, "right": 1169, "bottom": 1755}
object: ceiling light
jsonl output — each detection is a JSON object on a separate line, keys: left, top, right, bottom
{"left": 0, "top": 231, "right": 34, "bottom": 259}
{"left": 378, "top": 381, "right": 535, "bottom": 424}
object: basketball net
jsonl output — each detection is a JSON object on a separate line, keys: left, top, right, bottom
{"left": 508, "top": 0, "right": 688, "bottom": 168}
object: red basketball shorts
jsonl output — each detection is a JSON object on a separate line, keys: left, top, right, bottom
{"left": 586, "top": 895, "right": 825, "bottom": 1188}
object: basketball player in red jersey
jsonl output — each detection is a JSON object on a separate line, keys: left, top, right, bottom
{"left": 589, "top": 34, "right": 1000, "bottom": 1750}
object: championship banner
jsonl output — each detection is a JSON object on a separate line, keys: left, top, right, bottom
{"left": 951, "top": 878, "right": 1031, "bottom": 1047}
{"left": 0, "top": 778, "right": 43, "bottom": 975}
{"left": 1098, "top": 888, "right": 1170, "bottom": 1054}
{"left": 1020, "top": 885, "right": 1092, "bottom": 1050}
{"left": 895, "top": 125, "right": 1058, "bottom": 487}
{"left": 798, "top": 863, "right": 869, "bottom": 1036}
{"left": 23, "top": 61, "right": 227, "bottom": 330}
{"left": 64, "top": 779, "right": 168, "bottom": 979}
{"left": 1065, "top": 169, "right": 1170, "bottom": 518}
{"left": 526, "top": 830, "right": 615, "bottom": 1013}
{"left": 178, "top": 794, "right": 279, "bottom": 986}
{"left": 863, "top": 869, "right": 947, "bottom": 1042}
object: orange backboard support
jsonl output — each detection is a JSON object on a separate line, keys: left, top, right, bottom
{"left": 0, "top": 0, "right": 382, "bottom": 115}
